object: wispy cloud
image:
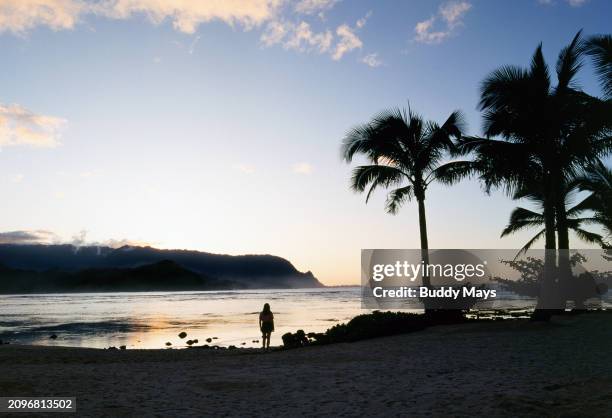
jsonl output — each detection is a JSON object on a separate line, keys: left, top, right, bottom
{"left": 102, "top": 238, "right": 153, "bottom": 248}
{"left": 262, "top": 12, "right": 368, "bottom": 61}
{"left": 262, "top": 20, "right": 333, "bottom": 53}
{"left": 0, "top": 230, "right": 59, "bottom": 244}
{"left": 332, "top": 23, "right": 362, "bottom": 60}
{"left": 0, "top": 229, "right": 153, "bottom": 248}
{"left": 0, "top": 103, "right": 65, "bottom": 148}
{"left": 414, "top": 1, "right": 472, "bottom": 45}
{"left": 361, "top": 52, "right": 382, "bottom": 68}
{"left": 294, "top": 0, "right": 340, "bottom": 16}
{"left": 188, "top": 34, "right": 201, "bottom": 54}
{"left": 538, "top": 0, "right": 588, "bottom": 6}
{"left": 69, "top": 230, "right": 155, "bottom": 249}
{"left": 292, "top": 162, "right": 313, "bottom": 174}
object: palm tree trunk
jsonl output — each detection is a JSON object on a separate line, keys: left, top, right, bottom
{"left": 534, "top": 181, "right": 558, "bottom": 320}
{"left": 417, "top": 197, "right": 430, "bottom": 288}
{"left": 555, "top": 192, "right": 572, "bottom": 310}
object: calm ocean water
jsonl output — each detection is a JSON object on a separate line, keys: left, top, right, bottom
{"left": 1, "top": 287, "right": 608, "bottom": 349}
{"left": 0, "top": 288, "right": 371, "bottom": 349}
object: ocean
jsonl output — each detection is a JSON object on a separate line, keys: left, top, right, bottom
{"left": 1, "top": 286, "right": 608, "bottom": 349}
{"left": 0, "top": 288, "right": 370, "bottom": 349}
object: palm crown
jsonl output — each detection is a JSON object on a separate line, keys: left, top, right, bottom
{"left": 342, "top": 107, "right": 465, "bottom": 214}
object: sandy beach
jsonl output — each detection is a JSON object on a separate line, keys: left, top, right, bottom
{"left": 1, "top": 312, "right": 611, "bottom": 417}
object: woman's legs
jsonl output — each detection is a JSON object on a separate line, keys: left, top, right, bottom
{"left": 262, "top": 332, "right": 271, "bottom": 349}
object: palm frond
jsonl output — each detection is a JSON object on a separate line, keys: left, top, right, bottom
{"left": 350, "top": 165, "right": 406, "bottom": 203}
{"left": 479, "top": 65, "right": 530, "bottom": 112}
{"left": 567, "top": 193, "right": 598, "bottom": 216}
{"left": 501, "top": 207, "right": 544, "bottom": 237}
{"left": 585, "top": 34, "right": 612, "bottom": 98}
{"left": 428, "top": 160, "right": 478, "bottom": 185}
{"left": 573, "top": 228, "right": 604, "bottom": 246}
{"left": 515, "top": 229, "right": 546, "bottom": 259}
{"left": 556, "top": 30, "right": 584, "bottom": 93}
{"left": 385, "top": 186, "right": 413, "bottom": 214}
{"left": 530, "top": 43, "right": 551, "bottom": 95}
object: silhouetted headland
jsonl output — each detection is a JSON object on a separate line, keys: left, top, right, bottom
{"left": 0, "top": 244, "right": 322, "bottom": 293}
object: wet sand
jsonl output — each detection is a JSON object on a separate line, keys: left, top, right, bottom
{"left": 1, "top": 312, "right": 611, "bottom": 417}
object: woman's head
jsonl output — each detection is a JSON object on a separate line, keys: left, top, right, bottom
{"left": 262, "top": 303, "right": 271, "bottom": 313}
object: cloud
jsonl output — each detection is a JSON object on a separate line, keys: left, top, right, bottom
{"left": 188, "top": 34, "right": 201, "bottom": 54}
{"left": 261, "top": 20, "right": 333, "bottom": 53}
{"left": 70, "top": 230, "right": 154, "bottom": 249}
{"left": 414, "top": 17, "right": 447, "bottom": 44}
{"left": 0, "top": 103, "right": 65, "bottom": 148}
{"left": 0, "top": 0, "right": 86, "bottom": 35}
{"left": 102, "top": 238, "right": 153, "bottom": 248}
{"left": 0, "top": 230, "right": 59, "bottom": 244}
{"left": 355, "top": 10, "right": 371, "bottom": 28}
{"left": 0, "top": 0, "right": 284, "bottom": 35}
{"left": 265, "top": 20, "right": 333, "bottom": 53}
{"left": 261, "top": 12, "right": 367, "bottom": 61}
{"left": 414, "top": 1, "right": 471, "bottom": 45}
{"left": 332, "top": 23, "right": 362, "bottom": 60}
{"left": 260, "top": 20, "right": 288, "bottom": 45}
{"left": 2, "top": 0, "right": 367, "bottom": 63}
{"left": 361, "top": 52, "right": 382, "bottom": 67}
{"left": 0, "top": 229, "right": 153, "bottom": 248}
{"left": 439, "top": 1, "right": 471, "bottom": 28}
{"left": 294, "top": 0, "right": 340, "bottom": 15}
{"left": 292, "top": 162, "right": 313, "bottom": 174}
{"left": 537, "top": 0, "right": 587, "bottom": 6}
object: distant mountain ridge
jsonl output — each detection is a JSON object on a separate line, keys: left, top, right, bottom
{"left": 0, "top": 260, "right": 239, "bottom": 293}
{"left": 0, "top": 244, "right": 323, "bottom": 293}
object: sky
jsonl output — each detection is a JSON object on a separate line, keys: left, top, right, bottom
{"left": 0, "top": 0, "right": 610, "bottom": 285}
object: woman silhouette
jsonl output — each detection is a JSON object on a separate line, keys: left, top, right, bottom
{"left": 259, "top": 303, "right": 274, "bottom": 350}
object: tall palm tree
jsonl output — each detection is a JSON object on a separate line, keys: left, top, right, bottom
{"left": 454, "top": 31, "right": 612, "bottom": 313}
{"left": 500, "top": 183, "right": 604, "bottom": 258}
{"left": 585, "top": 34, "right": 612, "bottom": 98}
{"left": 342, "top": 106, "right": 465, "bottom": 287}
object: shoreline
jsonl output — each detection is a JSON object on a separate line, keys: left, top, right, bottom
{"left": 1, "top": 312, "right": 610, "bottom": 416}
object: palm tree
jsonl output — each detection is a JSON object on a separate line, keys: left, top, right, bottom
{"left": 454, "top": 31, "right": 612, "bottom": 313}
{"left": 342, "top": 106, "right": 465, "bottom": 287}
{"left": 500, "top": 182, "right": 604, "bottom": 258}
{"left": 585, "top": 34, "right": 612, "bottom": 98}
{"left": 574, "top": 160, "right": 612, "bottom": 242}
